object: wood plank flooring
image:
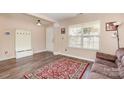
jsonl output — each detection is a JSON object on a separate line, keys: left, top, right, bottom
{"left": 0, "top": 52, "right": 93, "bottom": 79}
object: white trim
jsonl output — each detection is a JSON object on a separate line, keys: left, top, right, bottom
{"left": 0, "top": 50, "right": 95, "bottom": 62}
{"left": 0, "top": 56, "right": 15, "bottom": 61}
{"left": 33, "top": 49, "right": 48, "bottom": 54}
{"left": 0, "top": 49, "right": 48, "bottom": 61}
{"left": 27, "top": 13, "right": 56, "bottom": 23}
{"left": 16, "top": 50, "right": 33, "bottom": 59}
{"left": 54, "top": 52, "right": 95, "bottom": 62}
{"left": 53, "top": 52, "right": 60, "bottom": 55}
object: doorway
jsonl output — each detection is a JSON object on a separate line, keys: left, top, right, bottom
{"left": 46, "top": 27, "right": 54, "bottom": 52}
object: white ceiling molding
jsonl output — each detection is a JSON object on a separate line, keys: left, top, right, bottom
{"left": 40, "top": 13, "right": 78, "bottom": 21}
{"left": 27, "top": 13, "right": 79, "bottom": 22}
{"left": 27, "top": 13, "right": 82, "bottom": 27}
{"left": 27, "top": 13, "right": 57, "bottom": 23}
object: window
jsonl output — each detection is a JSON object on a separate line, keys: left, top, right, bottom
{"left": 68, "top": 21, "right": 100, "bottom": 50}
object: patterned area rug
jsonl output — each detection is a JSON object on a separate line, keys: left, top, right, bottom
{"left": 24, "top": 58, "right": 89, "bottom": 79}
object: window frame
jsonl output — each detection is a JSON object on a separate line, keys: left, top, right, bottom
{"left": 68, "top": 21, "right": 100, "bottom": 51}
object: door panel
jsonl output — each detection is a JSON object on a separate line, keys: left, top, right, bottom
{"left": 46, "top": 27, "right": 54, "bottom": 52}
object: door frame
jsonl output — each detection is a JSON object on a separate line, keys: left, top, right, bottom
{"left": 46, "top": 27, "right": 54, "bottom": 52}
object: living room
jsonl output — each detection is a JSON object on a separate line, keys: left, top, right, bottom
{"left": 1, "top": 13, "right": 124, "bottom": 79}
{"left": 0, "top": 0, "right": 124, "bottom": 93}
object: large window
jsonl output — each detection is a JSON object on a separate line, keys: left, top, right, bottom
{"left": 68, "top": 21, "right": 100, "bottom": 50}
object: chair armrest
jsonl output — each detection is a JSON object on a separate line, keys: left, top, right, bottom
{"left": 96, "top": 52, "right": 117, "bottom": 62}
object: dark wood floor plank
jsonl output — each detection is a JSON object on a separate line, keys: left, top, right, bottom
{"left": 0, "top": 52, "right": 92, "bottom": 79}
{"left": 0, "top": 52, "right": 53, "bottom": 72}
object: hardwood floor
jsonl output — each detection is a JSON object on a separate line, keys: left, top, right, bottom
{"left": 0, "top": 52, "right": 93, "bottom": 79}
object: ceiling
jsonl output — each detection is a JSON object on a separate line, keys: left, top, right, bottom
{"left": 40, "top": 13, "right": 78, "bottom": 21}
{"left": 28, "top": 13, "right": 79, "bottom": 23}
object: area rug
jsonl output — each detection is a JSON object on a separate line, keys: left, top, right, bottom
{"left": 24, "top": 58, "right": 89, "bottom": 79}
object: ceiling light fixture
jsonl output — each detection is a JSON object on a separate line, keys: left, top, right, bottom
{"left": 36, "top": 20, "right": 41, "bottom": 26}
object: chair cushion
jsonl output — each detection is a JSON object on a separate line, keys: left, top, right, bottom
{"left": 115, "top": 59, "right": 122, "bottom": 67}
{"left": 91, "top": 63, "right": 120, "bottom": 79}
{"left": 96, "top": 58, "right": 117, "bottom": 68}
{"left": 88, "top": 72, "right": 111, "bottom": 79}
{"left": 118, "top": 56, "right": 124, "bottom": 78}
{"left": 96, "top": 52, "right": 117, "bottom": 62}
{"left": 116, "top": 48, "right": 124, "bottom": 61}
{"left": 121, "top": 56, "right": 124, "bottom": 66}
{"left": 118, "top": 66, "right": 124, "bottom": 78}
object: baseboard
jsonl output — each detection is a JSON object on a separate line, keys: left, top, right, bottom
{"left": 54, "top": 52, "right": 95, "bottom": 62}
{"left": 0, "top": 51, "right": 95, "bottom": 62}
{"left": 34, "top": 49, "right": 48, "bottom": 54}
{"left": 54, "top": 52, "right": 60, "bottom": 55}
{"left": 0, "top": 56, "right": 15, "bottom": 61}
{"left": 0, "top": 49, "right": 48, "bottom": 61}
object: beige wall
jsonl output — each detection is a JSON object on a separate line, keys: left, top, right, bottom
{"left": 54, "top": 13, "right": 124, "bottom": 60}
{"left": 1, "top": 13, "right": 124, "bottom": 61}
{"left": 0, "top": 14, "right": 46, "bottom": 60}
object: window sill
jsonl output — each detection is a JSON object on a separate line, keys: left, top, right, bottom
{"left": 68, "top": 46, "right": 99, "bottom": 52}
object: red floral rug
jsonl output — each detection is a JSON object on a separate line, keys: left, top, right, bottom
{"left": 24, "top": 58, "right": 89, "bottom": 79}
